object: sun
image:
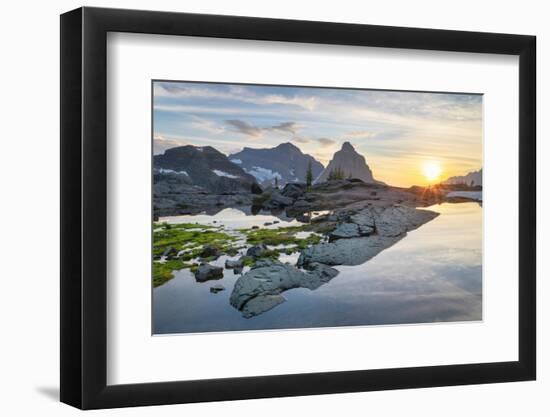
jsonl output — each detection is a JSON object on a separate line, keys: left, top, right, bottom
{"left": 422, "top": 161, "right": 442, "bottom": 183}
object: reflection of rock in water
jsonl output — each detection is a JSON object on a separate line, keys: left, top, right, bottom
{"left": 229, "top": 259, "right": 339, "bottom": 318}
{"left": 299, "top": 205, "right": 439, "bottom": 267}
{"left": 229, "top": 205, "right": 439, "bottom": 318}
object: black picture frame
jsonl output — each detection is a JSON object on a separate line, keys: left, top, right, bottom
{"left": 60, "top": 6, "right": 536, "bottom": 410}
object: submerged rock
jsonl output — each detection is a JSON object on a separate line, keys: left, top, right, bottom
{"left": 229, "top": 259, "right": 339, "bottom": 317}
{"left": 241, "top": 295, "right": 286, "bottom": 318}
{"left": 209, "top": 284, "right": 225, "bottom": 294}
{"left": 194, "top": 263, "right": 223, "bottom": 282}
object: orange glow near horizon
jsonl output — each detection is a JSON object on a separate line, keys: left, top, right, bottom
{"left": 422, "top": 161, "right": 443, "bottom": 184}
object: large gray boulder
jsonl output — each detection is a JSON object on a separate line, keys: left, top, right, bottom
{"left": 229, "top": 260, "right": 339, "bottom": 318}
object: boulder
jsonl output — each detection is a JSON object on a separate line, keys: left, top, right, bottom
{"left": 200, "top": 245, "right": 222, "bottom": 259}
{"left": 229, "top": 259, "right": 339, "bottom": 317}
{"left": 264, "top": 191, "right": 294, "bottom": 208}
{"left": 246, "top": 244, "right": 268, "bottom": 258}
{"left": 225, "top": 259, "right": 244, "bottom": 269}
{"left": 281, "top": 183, "right": 307, "bottom": 199}
{"left": 194, "top": 263, "right": 224, "bottom": 282}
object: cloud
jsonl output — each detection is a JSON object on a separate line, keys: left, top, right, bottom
{"left": 225, "top": 120, "right": 263, "bottom": 137}
{"left": 270, "top": 121, "right": 300, "bottom": 134}
{"left": 291, "top": 136, "right": 310, "bottom": 144}
{"left": 348, "top": 130, "right": 377, "bottom": 139}
{"left": 224, "top": 120, "right": 301, "bottom": 138}
{"left": 317, "top": 137, "right": 336, "bottom": 147}
{"left": 153, "top": 134, "right": 185, "bottom": 155}
{"left": 154, "top": 82, "right": 318, "bottom": 111}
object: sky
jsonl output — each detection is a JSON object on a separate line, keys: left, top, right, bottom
{"left": 153, "top": 81, "right": 482, "bottom": 187}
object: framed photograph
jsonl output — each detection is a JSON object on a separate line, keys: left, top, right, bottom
{"left": 60, "top": 7, "right": 536, "bottom": 409}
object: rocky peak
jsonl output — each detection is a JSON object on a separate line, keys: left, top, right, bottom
{"left": 341, "top": 141, "right": 355, "bottom": 152}
{"left": 314, "top": 141, "right": 377, "bottom": 184}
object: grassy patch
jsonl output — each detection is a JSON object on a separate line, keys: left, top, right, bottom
{"left": 240, "top": 225, "right": 323, "bottom": 248}
{"left": 153, "top": 259, "right": 199, "bottom": 287}
{"left": 153, "top": 222, "right": 237, "bottom": 256}
{"left": 152, "top": 222, "right": 239, "bottom": 286}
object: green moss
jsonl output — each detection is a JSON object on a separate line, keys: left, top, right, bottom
{"left": 153, "top": 223, "right": 237, "bottom": 256}
{"left": 240, "top": 225, "right": 322, "bottom": 248}
{"left": 152, "top": 222, "right": 239, "bottom": 286}
{"left": 153, "top": 259, "right": 199, "bottom": 287}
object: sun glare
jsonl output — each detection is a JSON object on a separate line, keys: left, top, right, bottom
{"left": 422, "top": 161, "right": 442, "bottom": 183}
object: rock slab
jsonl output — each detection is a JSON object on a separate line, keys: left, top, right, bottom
{"left": 229, "top": 260, "right": 339, "bottom": 318}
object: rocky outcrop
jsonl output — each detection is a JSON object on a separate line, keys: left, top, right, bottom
{"left": 229, "top": 259, "right": 339, "bottom": 318}
{"left": 298, "top": 205, "right": 439, "bottom": 267}
{"left": 329, "top": 222, "right": 374, "bottom": 241}
{"left": 314, "top": 142, "right": 379, "bottom": 184}
{"left": 229, "top": 142, "right": 324, "bottom": 187}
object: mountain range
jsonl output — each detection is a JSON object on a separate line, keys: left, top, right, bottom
{"left": 153, "top": 145, "right": 260, "bottom": 194}
{"left": 442, "top": 168, "right": 482, "bottom": 187}
{"left": 228, "top": 142, "right": 324, "bottom": 186}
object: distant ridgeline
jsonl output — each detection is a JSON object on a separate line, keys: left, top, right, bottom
{"left": 228, "top": 142, "right": 324, "bottom": 187}
{"left": 441, "top": 169, "right": 483, "bottom": 187}
{"left": 153, "top": 145, "right": 260, "bottom": 194}
{"left": 154, "top": 141, "right": 385, "bottom": 193}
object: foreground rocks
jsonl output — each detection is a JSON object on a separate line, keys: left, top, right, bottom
{"left": 194, "top": 263, "right": 224, "bottom": 282}
{"left": 329, "top": 222, "right": 374, "bottom": 241}
{"left": 298, "top": 205, "right": 439, "bottom": 267}
{"left": 229, "top": 259, "right": 339, "bottom": 318}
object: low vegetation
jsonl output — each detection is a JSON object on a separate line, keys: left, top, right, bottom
{"left": 152, "top": 222, "right": 330, "bottom": 287}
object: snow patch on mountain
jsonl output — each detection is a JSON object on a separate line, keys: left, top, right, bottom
{"left": 245, "top": 166, "right": 282, "bottom": 182}
{"left": 213, "top": 169, "right": 239, "bottom": 179}
{"left": 230, "top": 159, "right": 242, "bottom": 164}
{"left": 159, "top": 168, "right": 189, "bottom": 176}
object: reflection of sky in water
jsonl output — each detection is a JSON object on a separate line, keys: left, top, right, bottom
{"left": 159, "top": 207, "right": 303, "bottom": 229}
{"left": 153, "top": 202, "right": 482, "bottom": 334}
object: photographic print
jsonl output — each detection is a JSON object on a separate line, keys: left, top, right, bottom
{"left": 152, "top": 81, "right": 482, "bottom": 334}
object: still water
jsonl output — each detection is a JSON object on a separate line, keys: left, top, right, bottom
{"left": 153, "top": 202, "right": 482, "bottom": 334}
